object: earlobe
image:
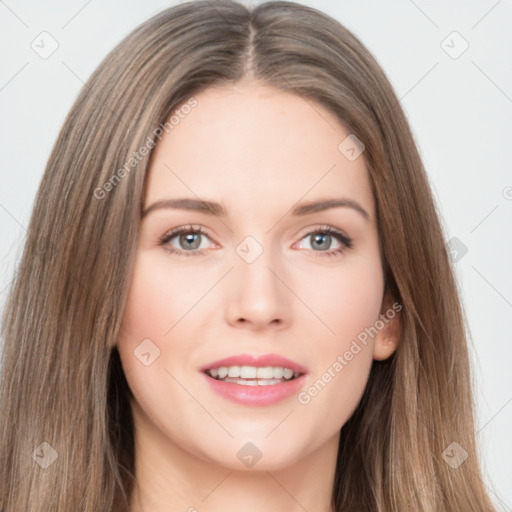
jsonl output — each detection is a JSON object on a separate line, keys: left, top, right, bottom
{"left": 373, "top": 333, "right": 400, "bottom": 361}
{"left": 373, "top": 294, "right": 402, "bottom": 361}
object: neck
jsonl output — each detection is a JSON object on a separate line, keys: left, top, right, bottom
{"left": 127, "top": 400, "right": 338, "bottom": 512}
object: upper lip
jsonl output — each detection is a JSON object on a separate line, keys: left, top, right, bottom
{"left": 200, "top": 353, "right": 308, "bottom": 374}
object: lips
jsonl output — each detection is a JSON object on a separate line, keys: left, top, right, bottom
{"left": 199, "top": 353, "right": 308, "bottom": 406}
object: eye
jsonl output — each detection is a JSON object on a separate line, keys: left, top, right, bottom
{"left": 158, "top": 224, "right": 214, "bottom": 257}
{"left": 295, "top": 225, "right": 353, "bottom": 258}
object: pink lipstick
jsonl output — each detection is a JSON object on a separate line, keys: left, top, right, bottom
{"left": 200, "top": 353, "right": 308, "bottom": 406}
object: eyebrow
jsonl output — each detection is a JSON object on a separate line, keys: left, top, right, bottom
{"left": 141, "top": 197, "right": 370, "bottom": 221}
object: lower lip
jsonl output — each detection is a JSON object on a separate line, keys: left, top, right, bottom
{"left": 201, "top": 372, "right": 307, "bottom": 406}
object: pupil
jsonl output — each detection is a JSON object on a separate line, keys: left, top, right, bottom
{"left": 181, "top": 233, "right": 201, "bottom": 250}
{"left": 312, "top": 233, "right": 330, "bottom": 250}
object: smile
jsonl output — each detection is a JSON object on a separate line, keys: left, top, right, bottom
{"left": 201, "top": 368, "right": 306, "bottom": 406}
{"left": 205, "top": 365, "right": 301, "bottom": 385}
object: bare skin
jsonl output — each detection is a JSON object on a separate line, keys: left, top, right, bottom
{"left": 117, "top": 80, "right": 401, "bottom": 512}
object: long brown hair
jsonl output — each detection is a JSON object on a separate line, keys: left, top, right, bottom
{"left": 0, "top": 1, "right": 497, "bottom": 510}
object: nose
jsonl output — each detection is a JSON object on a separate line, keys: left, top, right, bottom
{"left": 224, "top": 243, "right": 291, "bottom": 331}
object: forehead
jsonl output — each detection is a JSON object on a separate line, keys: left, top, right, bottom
{"left": 144, "top": 82, "right": 374, "bottom": 221}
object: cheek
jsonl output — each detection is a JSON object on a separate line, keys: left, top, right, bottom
{"left": 116, "top": 253, "right": 181, "bottom": 383}
{"left": 116, "top": 253, "right": 198, "bottom": 428}
{"left": 293, "top": 250, "right": 384, "bottom": 421}
{"left": 297, "top": 249, "right": 384, "bottom": 346}
{"left": 117, "top": 250, "right": 218, "bottom": 394}
{"left": 120, "top": 251, "right": 202, "bottom": 340}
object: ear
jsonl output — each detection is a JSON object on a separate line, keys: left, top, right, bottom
{"left": 372, "top": 292, "right": 402, "bottom": 361}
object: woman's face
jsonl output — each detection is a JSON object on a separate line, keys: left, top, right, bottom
{"left": 117, "top": 81, "right": 399, "bottom": 471}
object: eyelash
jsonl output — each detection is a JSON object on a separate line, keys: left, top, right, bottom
{"left": 158, "top": 224, "right": 353, "bottom": 258}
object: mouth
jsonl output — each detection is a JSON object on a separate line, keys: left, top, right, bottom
{"left": 199, "top": 353, "right": 308, "bottom": 405}
{"left": 203, "top": 365, "right": 304, "bottom": 386}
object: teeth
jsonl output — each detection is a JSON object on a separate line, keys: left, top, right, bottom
{"left": 227, "top": 366, "right": 239, "bottom": 378}
{"left": 272, "top": 367, "right": 284, "bottom": 378}
{"left": 222, "top": 377, "right": 286, "bottom": 386}
{"left": 240, "top": 366, "right": 257, "bottom": 378}
{"left": 207, "top": 365, "right": 300, "bottom": 382}
{"left": 257, "top": 366, "right": 274, "bottom": 379}
{"left": 283, "top": 368, "right": 294, "bottom": 379}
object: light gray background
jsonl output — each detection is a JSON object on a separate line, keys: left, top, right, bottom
{"left": 1, "top": 0, "right": 511, "bottom": 508}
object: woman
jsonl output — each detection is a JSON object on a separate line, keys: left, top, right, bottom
{"left": 0, "top": 0, "right": 497, "bottom": 510}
